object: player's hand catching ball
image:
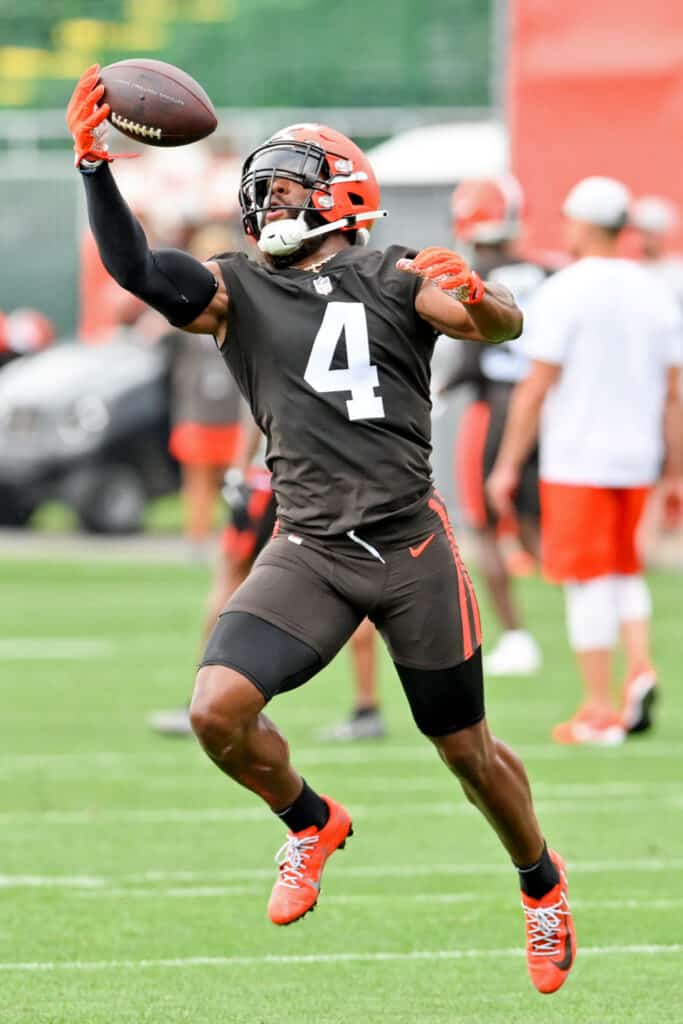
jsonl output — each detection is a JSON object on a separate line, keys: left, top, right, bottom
{"left": 397, "top": 247, "right": 484, "bottom": 304}
{"left": 66, "top": 64, "right": 112, "bottom": 167}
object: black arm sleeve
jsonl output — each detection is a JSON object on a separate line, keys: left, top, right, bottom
{"left": 81, "top": 162, "right": 218, "bottom": 328}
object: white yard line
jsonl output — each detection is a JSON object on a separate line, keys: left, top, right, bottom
{"left": 0, "top": 638, "right": 114, "bottom": 660}
{"left": 358, "top": 779, "right": 683, "bottom": 797}
{"left": 0, "top": 751, "right": 181, "bottom": 767}
{"left": 73, "top": 888, "right": 683, "bottom": 911}
{"left": 138, "top": 776, "right": 683, "bottom": 799}
{"left": 288, "top": 743, "right": 683, "bottom": 764}
{"left": 0, "top": 945, "right": 681, "bottom": 972}
{"left": 76, "top": 889, "right": 476, "bottom": 902}
{"left": 12, "top": 879, "right": 683, "bottom": 913}
{"left": 0, "top": 752, "right": 192, "bottom": 780}
{"left": 77, "top": 885, "right": 263, "bottom": 899}
{"left": 1, "top": 742, "right": 683, "bottom": 774}
{"left": 0, "top": 793, "right": 680, "bottom": 827}
{"left": 0, "top": 875, "right": 100, "bottom": 889}
{"left": 3, "top": 856, "right": 683, "bottom": 891}
{"left": 0, "top": 875, "right": 105, "bottom": 889}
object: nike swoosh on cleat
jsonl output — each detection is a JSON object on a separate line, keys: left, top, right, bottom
{"left": 409, "top": 533, "right": 435, "bottom": 558}
{"left": 551, "top": 929, "right": 573, "bottom": 971}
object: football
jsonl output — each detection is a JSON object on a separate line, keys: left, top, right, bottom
{"left": 100, "top": 58, "right": 217, "bottom": 147}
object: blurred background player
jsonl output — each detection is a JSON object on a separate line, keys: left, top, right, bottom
{"left": 151, "top": 419, "right": 385, "bottom": 739}
{"left": 315, "top": 616, "right": 382, "bottom": 740}
{"left": 631, "top": 196, "right": 683, "bottom": 308}
{"left": 149, "top": 418, "right": 274, "bottom": 734}
{"left": 167, "top": 223, "right": 244, "bottom": 560}
{"left": 631, "top": 197, "right": 683, "bottom": 550}
{"left": 488, "top": 176, "right": 683, "bottom": 745}
{"left": 78, "top": 177, "right": 155, "bottom": 344}
{"left": 441, "top": 176, "right": 545, "bottom": 676}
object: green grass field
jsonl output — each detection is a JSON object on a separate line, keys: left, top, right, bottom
{"left": 1, "top": 554, "right": 682, "bottom": 1023}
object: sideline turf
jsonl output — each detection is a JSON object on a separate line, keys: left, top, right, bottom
{"left": 1, "top": 557, "right": 682, "bottom": 1024}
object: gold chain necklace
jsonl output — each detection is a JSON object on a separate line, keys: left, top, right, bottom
{"left": 297, "top": 252, "right": 337, "bottom": 274}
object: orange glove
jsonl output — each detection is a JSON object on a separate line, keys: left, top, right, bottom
{"left": 66, "top": 64, "right": 113, "bottom": 167}
{"left": 398, "top": 247, "right": 484, "bottom": 304}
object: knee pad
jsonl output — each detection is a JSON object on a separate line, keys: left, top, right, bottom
{"left": 395, "top": 647, "right": 485, "bottom": 737}
{"left": 564, "top": 576, "right": 619, "bottom": 651}
{"left": 614, "top": 574, "right": 652, "bottom": 622}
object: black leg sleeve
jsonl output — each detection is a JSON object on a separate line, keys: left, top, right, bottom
{"left": 80, "top": 163, "right": 218, "bottom": 327}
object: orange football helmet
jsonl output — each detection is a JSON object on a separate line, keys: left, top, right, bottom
{"left": 239, "top": 123, "right": 381, "bottom": 244}
{"left": 451, "top": 176, "right": 524, "bottom": 244}
{"left": 5, "top": 309, "right": 55, "bottom": 354}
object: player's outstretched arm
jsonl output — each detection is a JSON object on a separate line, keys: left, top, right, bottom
{"left": 398, "top": 247, "right": 523, "bottom": 344}
{"left": 66, "top": 66, "right": 228, "bottom": 338}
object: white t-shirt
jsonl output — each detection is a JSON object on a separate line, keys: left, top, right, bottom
{"left": 479, "top": 261, "right": 547, "bottom": 384}
{"left": 522, "top": 257, "right": 683, "bottom": 486}
{"left": 643, "top": 258, "right": 683, "bottom": 315}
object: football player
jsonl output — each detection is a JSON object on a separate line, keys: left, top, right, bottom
{"left": 488, "top": 177, "right": 683, "bottom": 745}
{"left": 443, "top": 177, "right": 546, "bottom": 676}
{"left": 631, "top": 195, "right": 683, "bottom": 310}
{"left": 67, "top": 66, "right": 576, "bottom": 995}
{"left": 630, "top": 197, "right": 683, "bottom": 544}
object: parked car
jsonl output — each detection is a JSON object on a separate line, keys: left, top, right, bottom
{"left": 0, "top": 337, "right": 179, "bottom": 532}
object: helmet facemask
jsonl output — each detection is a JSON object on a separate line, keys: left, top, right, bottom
{"left": 239, "top": 140, "right": 332, "bottom": 241}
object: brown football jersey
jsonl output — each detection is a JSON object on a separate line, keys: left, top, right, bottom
{"left": 215, "top": 245, "right": 438, "bottom": 539}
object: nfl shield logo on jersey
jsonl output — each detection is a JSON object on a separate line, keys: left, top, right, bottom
{"left": 313, "top": 276, "right": 333, "bottom": 296}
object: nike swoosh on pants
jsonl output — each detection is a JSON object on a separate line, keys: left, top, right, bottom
{"left": 409, "top": 533, "right": 435, "bottom": 558}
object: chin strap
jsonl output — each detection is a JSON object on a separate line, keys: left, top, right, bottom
{"left": 258, "top": 209, "right": 387, "bottom": 256}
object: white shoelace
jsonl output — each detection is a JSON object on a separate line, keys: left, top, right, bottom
{"left": 522, "top": 894, "right": 570, "bottom": 956}
{"left": 274, "top": 834, "right": 320, "bottom": 889}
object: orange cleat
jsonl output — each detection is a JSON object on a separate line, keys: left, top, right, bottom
{"left": 267, "top": 795, "right": 353, "bottom": 926}
{"left": 620, "top": 669, "right": 657, "bottom": 734}
{"left": 552, "top": 707, "right": 624, "bottom": 746}
{"left": 521, "top": 850, "right": 576, "bottom": 994}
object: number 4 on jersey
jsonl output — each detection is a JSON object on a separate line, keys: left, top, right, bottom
{"left": 304, "top": 302, "right": 385, "bottom": 420}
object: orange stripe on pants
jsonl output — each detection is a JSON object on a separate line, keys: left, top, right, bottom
{"left": 434, "top": 489, "right": 483, "bottom": 649}
{"left": 429, "top": 495, "right": 479, "bottom": 660}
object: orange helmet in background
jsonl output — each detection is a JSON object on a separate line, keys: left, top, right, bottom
{"left": 5, "top": 309, "right": 55, "bottom": 354}
{"left": 451, "top": 175, "right": 524, "bottom": 244}
{"left": 0, "top": 312, "right": 8, "bottom": 354}
{"left": 239, "top": 123, "right": 381, "bottom": 243}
